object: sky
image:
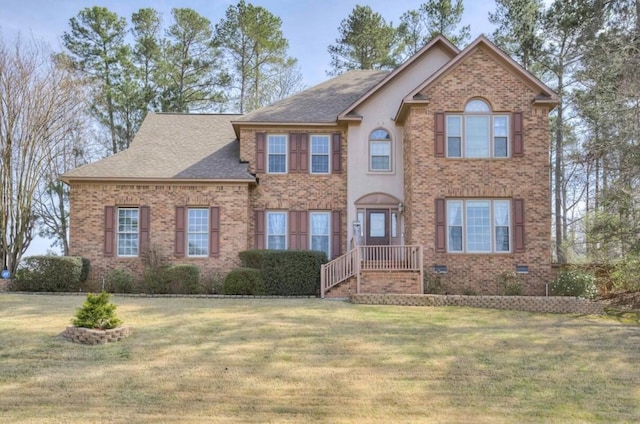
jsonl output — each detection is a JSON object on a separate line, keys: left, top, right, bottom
{"left": 0, "top": 0, "right": 499, "bottom": 255}
{"left": 0, "top": 0, "right": 500, "bottom": 88}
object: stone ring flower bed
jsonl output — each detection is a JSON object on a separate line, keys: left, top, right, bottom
{"left": 61, "top": 326, "right": 132, "bottom": 345}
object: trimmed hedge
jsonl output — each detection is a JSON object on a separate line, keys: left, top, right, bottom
{"left": 239, "top": 250, "right": 327, "bottom": 296}
{"left": 238, "top": 250, "right": 265, "bottom": 269}
{"left": 12, "top": 256, "right": 89, "bottom": 292}
{"left": 223, "top": 268, "right": 265, "bottom": 295}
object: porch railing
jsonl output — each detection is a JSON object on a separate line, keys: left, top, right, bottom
{"left": 321, "top": 245, "right": 423, "bottom": 297}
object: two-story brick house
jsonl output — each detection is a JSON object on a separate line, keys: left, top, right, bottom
{"left": 62, "top": 35, "right": 557, "bottom": 296}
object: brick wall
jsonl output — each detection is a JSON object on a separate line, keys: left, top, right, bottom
{"left": 360, "top": 271, "right": 422, "bottom": 294}
{"left": 403, "top": 46, "right": 553, "bottom": 295}
{"left": 241, "top": 128, "right": 348, "bottom": 252}
{"left": 351, "top": 294, "right": 605, "bottom": 315}
{"left": 69, "top": 182, "right": 250, "bottom": 283}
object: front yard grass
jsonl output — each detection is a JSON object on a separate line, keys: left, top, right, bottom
{"left": 0, "top": 294, "right": 638, "bottom": 423}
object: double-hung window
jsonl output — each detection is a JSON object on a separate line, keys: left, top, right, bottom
{"left": 267, "top": 211, "right": 287, "bottom": 249}
{"left": 447, "top": 199, "right": 511, "bottom": 253}
{"left": 310, "top": 135, "right": 330, "bottom": 174}
{"left": 369, "top": 129, "right": 392, "bottom": 171}
{"left": 446, "top": 99, "right": 509, "bottom": 158}
{"left": 310, "top": 212, "right": 330, "bottom": 258}
{"left": 267, "top": 135, "right": 287, "bottom": 173}
{"left": 187, "top": 208, "right": 209, "bottom": 256}
{"left": 117, "top": 208, "right": 139, "bottom": 257}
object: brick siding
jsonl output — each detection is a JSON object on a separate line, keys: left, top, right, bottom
{"left": 69, "top": 182, "right": 250, "bottom": 283}
{"left": 403, "top": 45, "right": 553, "bottom": 295}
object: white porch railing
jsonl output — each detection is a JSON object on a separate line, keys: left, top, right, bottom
{"left": 321, "top": 245, "right": 423, "bottom": 298}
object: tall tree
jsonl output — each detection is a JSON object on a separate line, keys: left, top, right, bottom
{"left": 576, "top": 0, "right": 640, "bottom": 258}
{"left": 540, "top": 0, "right": 598, "bottom": 263}
{"left": 158, "top": 8, "right": 228, "bottom": 112}
{"left": 62, "top": 6, "right": 128, "bottom": 154}
{"left": 420, "top": 0, "right": 470, "bottom": 46}
{"left": 489, "top": 0, "right": 544, "bottom": 70}
{"left": 327, "top": 5, "right": 398, "bottom": 74}
{"left": 215, "top": 0, "right": 293, "bottom": 113}
{"left": 131, "top": 8, "right": 162, "bottom": 110}
{"left": 0, "top": 34, "right": 85, "bottom": 273}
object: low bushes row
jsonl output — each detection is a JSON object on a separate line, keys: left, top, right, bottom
{"left": 10, "top": 256, "right": 90, "bottom": 292}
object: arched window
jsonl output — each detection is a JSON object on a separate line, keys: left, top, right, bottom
{"left": 369, "top": 129, "right": 392, "bottom": 171}
{"left": 446, "top": 99, "right": 509, "bottom": 158}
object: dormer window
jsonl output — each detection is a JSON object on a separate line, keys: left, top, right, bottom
{"left": 446, "top": 99, "right": 509, "bottom": 158}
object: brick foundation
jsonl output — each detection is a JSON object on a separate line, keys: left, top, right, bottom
{"left": 351, "top": 294, "right": 605, "bottom": 315}
{"left": 61, "top": 326, "right": 132, "bottom": 345}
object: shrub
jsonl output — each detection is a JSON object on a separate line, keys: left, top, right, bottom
{"left": 223, "top": 268, "right": 265, "bottom": 295}
{"left": 496, "top": 271, "right": 524, "bottom": 296}
{"left": 72, "top": 291, "right": 122, "bottom": 329}
{"left": 141, "top": 247, "right": 171, "bottom": 294}
{"left": 238, "top": 249, "right": 327, "bottom": 296}
{"left": 167, "top": 264, "right": 200, "bottom": 294}
{"left": 551, "top": 269, "right": 598, "bottom": 299}
{"left": 12, "top": 256, "right": 84, "bottom": 292}
{"left": 611, "top": 255, "right": 640, "bottom": 292}
{"left": 104, "top": 268, "right": 134, "bottom": 293}
{"left": 423, "top": 273, "right": 445, "bottom": 294}
{"left": 260, "top": 250, "right": 327, "bottom": 296}
{"left": 200, "top": 270, "right": 225, "bottom": 294}
{"left": 79, "top": 257, "right": 91, "bottom": 283}
{"left": 238, "top": 250, "right": 265, "bottom": 269}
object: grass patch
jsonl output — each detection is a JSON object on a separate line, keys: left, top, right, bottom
{"left": 0, "top": 295, "right": 639, "bottom": 423}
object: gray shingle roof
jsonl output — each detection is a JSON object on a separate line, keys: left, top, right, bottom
{"left": 235, "top": 70, "right": 389, "bottom": 123}
{"left": 62, "top": 113, "right": 254, "bottom": 181}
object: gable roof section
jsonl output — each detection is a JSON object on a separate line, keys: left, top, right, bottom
{"left": 61, "top": 113, "right": 254, "bottom": 182}
{"left": 338, "top": 35, "right": 459, "bottom": 120}
{"left": 233, "top": 69, "right": 389, "bottom": 126}
{"left": 404, "top": 35, "right": 558, "bottom": 105}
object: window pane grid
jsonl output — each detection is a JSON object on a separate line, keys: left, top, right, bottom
{"left": 117, "top": 208, "right": 138, "bottom": 256}
{"left": 311, "top": 135, "right": 330, "bottom": 173}
{"left": 188, "top": 208, "right": 209, "bottom": 256}
{"left": 446, "top": 111, "right": 509, "bottom": 158}
{"left": 310, "top": 212, "right": 330, "bottom": 258}
{"left": 446, "top": 200, "right": 511, "bottom": 253}
{"left": 267, "top": 212, "right": 287, "bottom": 250}
{"left": 268, "top": 135, "right": 287, "bottom": 173}
{"left": 369, "top": 131, "right": 391, "bottom": 171}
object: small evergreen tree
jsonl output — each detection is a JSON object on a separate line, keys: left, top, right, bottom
{"left": 72, "top": 291, "right": 122, "bottom": 329}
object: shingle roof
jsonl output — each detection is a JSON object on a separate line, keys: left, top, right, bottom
{"left": 235, "top": 70, "right": 389, "bottom": 123}
{"left": 62, "top": 113, "right": 254, "bottom": 181}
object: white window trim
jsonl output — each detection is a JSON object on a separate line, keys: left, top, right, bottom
{"left": 446, "top": 199, "right": 512, "bottom": 254}
{"left": 446, "top": 114, "right": 510, "bottom": 159}
{"left": 369, "top": 140, "right": 392, "bottom": 172}
{"left": 187, "top": 208, "right": 209, "bottom": 257}
{"left": 117, "top": 207, "right": 139, "bottom": 257}
{"left": 266, "top": 211, "right": 287, "bottom": 250}
{"left": 267, "top": 134, "right": 288, "bottom": 174}
{"left": 309, "top": 211, "right": 331, "bottom": 258}
{"left": 310, "top": 135, "right": 331, "bottom": 174}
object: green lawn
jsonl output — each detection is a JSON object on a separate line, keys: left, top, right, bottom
{"left": 0, "top": 294, "right": 638, "bottom": 423}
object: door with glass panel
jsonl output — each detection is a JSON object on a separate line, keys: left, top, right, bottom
{"left": 366, "top": 209, "right": 389, "bottom": 245}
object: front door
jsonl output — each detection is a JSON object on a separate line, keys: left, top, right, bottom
{"left": 366, "top": 209, "right": 389, "bottom": 245}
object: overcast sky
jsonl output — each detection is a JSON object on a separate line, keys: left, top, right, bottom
{"left": 0, "top": 0, "right": 499, "bottom": 255}
{"left": 0, "top": 0, "right": 500, "bottom": 87}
